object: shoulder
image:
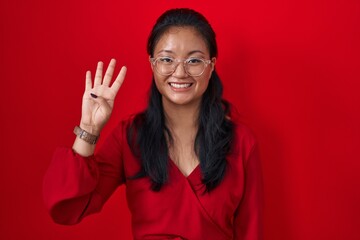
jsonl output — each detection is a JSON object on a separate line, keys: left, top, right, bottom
{"left": 113, "top": 112, "right": 144, "bottom": 131}
{"left": 225, "top": 103, "right": 257, "bottom": 154}
{"left": 109, "top": 112, "right": 145, "bottom": 146}
{"left": 230, "top": 116, "right": 257, "bottom": 163}
{"left": 102, "top": 113, "right": 142, "bottom": 144}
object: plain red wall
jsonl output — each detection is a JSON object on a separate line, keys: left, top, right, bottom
{"left": 1, "top": 0, "right": 359, "bottom": 239}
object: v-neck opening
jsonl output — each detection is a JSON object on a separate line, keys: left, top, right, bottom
{"left": 169, "top": 158, "right": 200, "bottom": 179}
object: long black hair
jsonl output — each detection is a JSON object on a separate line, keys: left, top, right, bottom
{"left": 127, "top": 8, "right": 234, "bottom": 192}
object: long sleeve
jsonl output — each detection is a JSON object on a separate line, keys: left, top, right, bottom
{"left": 233, "top": 144, "right": 264, "bottom": 240}
{"left": 43, "top": 121, "right": 126, "bottom": 225}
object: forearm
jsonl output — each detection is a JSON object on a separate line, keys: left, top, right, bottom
{"left": 44, "top": 124, "right": 124, "bottom": 225}
{"left": 43, "top": 147, "right": 100, "bottom": 224}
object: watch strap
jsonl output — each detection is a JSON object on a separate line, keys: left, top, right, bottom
{"left": 73, "top": 126, "right": 99, "bottom": 144}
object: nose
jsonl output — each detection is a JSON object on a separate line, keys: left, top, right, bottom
{"left": 172, "top": 61, "right": 188, "bottom": 78}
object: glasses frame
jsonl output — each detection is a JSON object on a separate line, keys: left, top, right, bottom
{"left": 149, "top": 57, "right": 213, "bottom": 77}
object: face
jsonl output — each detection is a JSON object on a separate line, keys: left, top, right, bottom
{"left": 151, "top": 26, "right": 216, "bottom": 107}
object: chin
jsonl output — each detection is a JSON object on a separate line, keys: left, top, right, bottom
{"left": 163, "top": 95, "right": 200, "bottom": 107}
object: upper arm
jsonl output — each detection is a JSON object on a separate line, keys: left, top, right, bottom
{"left": 233, "top": 143, "right": 264, "bottom": 240}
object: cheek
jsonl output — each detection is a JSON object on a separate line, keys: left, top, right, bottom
{"left": 203, "top": 66, "right": 214, "bottom": 80}
{"left": 153, "top": 74, "right": 168, "bottom": 92}
{"left": 195, "top": 78, "right": 210, "bottom": 97}
{"left": 198, "top": 72, "right": 212, "bottom": 89}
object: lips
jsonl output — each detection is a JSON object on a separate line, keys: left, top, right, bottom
{"left": 169, "top": 82, "right": 193, "bottom": 89}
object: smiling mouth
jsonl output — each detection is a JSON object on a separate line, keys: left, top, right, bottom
{"left": 169, "top": 82, "right": 193, "bottom": 89}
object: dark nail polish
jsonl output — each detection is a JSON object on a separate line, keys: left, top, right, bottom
{"left": 90, "top": 93, "right": 98, "bottom": 99}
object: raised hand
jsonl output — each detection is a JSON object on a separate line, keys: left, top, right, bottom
{"left": 80, "top": 59, "right": 127, "bottom": 135}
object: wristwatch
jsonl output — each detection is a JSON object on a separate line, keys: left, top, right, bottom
{"left": 73, "top": 126, "right": 99, "bottom": 144}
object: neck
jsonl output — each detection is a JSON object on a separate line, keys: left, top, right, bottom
{"left": 162, "top": 98, "right": 200, "bottom": 131}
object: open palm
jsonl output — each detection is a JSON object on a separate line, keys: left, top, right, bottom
{"left": 80, "top": 59, "right": 127, "bottom": 135}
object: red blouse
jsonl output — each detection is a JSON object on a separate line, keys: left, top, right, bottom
{"left": 43, "top": 116, "right": 263, "bottom": 240}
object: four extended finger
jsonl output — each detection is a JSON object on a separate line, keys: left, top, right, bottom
{"left": 94, "top": 61, "right": 103, "bottom": 86}
{"left": 103, "top": 59, "right": 116, "bottom": 87}
{"left": 85, "top": 70, "right": 92, "bottom": 91}
{"left": 111, "top": 66, "right": 127, "bottom": 94}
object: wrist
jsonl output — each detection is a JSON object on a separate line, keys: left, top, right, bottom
{"left": 79, "top": 122, "right": 101, "bottom": 136}
{"left": 74, "top": 126, "right": 100, "bottom": 145}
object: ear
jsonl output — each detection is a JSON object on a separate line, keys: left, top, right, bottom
{"left": 211, "top": 57, "right": 217, "bottom": 72}
{"left": 149, "top": 56, "right": 154, "bottom": 71}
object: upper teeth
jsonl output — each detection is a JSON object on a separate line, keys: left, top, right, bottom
{"left": 170, "top": 83, "right": 191, "bottom": 88}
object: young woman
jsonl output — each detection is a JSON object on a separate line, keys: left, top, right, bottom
{"left": 43, "top": 8, "right": 263, "bottom": 240}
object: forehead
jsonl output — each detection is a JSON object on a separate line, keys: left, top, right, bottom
{"left": 154, "top": 26, "right": 209, "bottom": 56}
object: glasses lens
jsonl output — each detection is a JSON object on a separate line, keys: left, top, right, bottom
{"left": 155, "top": 57, "right": 174, "bottom": 76}
{"left": 185, "top": 58, "right": 205, "bottom": 76}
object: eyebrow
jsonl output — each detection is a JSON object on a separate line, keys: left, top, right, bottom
{"left": 156, "top": 50, "right": 206, "bottom": 55}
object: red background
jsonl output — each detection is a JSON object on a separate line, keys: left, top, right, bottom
{"left": 1, "top": 0, "right": 359, "bottom": 239}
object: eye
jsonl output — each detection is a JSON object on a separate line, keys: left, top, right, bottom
{"left": 158, "top": 57, "right": 174, "bottom": 63}
{"left": 187, "top": 58, "right": 203, "bottom": 65}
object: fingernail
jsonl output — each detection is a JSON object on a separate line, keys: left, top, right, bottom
{"left": 90, "top": 93, "right": 98, "bottom": 98}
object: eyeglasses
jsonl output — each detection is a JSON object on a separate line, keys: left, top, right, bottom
{"left": 149, "top": 57, "right": 212, "bottom": 77}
